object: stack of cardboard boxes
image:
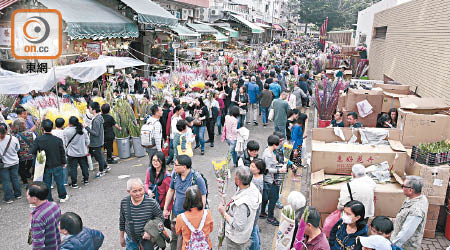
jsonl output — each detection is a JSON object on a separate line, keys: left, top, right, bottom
{"left": 310, "top": 127, "right": 408, "bottom": 224}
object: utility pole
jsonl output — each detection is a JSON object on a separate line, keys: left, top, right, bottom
{"left": 271, "top": 0, "right": 275, "bottom": 42}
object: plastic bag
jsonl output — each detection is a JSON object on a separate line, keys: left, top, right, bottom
{"left": 162, "top": 139, "right": 169, "bottom": 157}
{"left": 323, "top": 209, "right": 341, "bottom": 238}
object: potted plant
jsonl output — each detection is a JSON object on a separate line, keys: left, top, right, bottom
{"left": 112, "top": 99, "right": 131, "bottom": 159}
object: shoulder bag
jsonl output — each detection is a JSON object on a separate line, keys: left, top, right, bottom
{"left": 347, "top": 182, "right": 354, "bottom": 201}
{"left": 0, "top": 135, "right": 13, "bottom": 169}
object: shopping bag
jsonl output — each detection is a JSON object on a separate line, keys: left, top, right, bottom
{"left": 323, "top": 209, "right": 341, "bottom": 238}
{"left": 268, "top": 108, "right": 274, "bottom": 121}
{"left": 162, "top": 139, "right": 169, "bottom": 157}
{"left": 275, "top": 206, "right": 296, "bottom": 250}
{"left": 177, "top": 143, "right": 193, "bottom": 157}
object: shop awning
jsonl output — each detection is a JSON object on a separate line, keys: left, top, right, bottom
{"left": 214, "top": 31, "right": 228, "bottom": 42}
{"left": 216, "top": 26, "right": 239, "bottom": 38}
{"left": 170, "top": 24, "right": 201, "bottom": 38}
{"left": 273, "top": 24, "right": 283, "bottom": 31}
{"left": 119, "top": 0, "right": 177, "bottom": 26}
{"left": 0, "top": 0, "right": 18, "bottom": 10}
{"left": 186, "top": 23, "right": 217, "bottom": 34}
{"left": 229, "top": 14, "right": 263, "bottom": 34}
{"left": 255, "top": 23, "right": 271, "bottom": 29}
{"left": 38, "top": 0, "right": 139, "bottom": 40}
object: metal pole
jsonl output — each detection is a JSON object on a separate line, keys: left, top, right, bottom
{"left": 271, "top": 0, "right": 275, "bottom": 42}
{"left": 173, "top": 48, "right": 177, "bottom": 72}
{"left": 52, "top": 60, "right": 60, "bottom": 111}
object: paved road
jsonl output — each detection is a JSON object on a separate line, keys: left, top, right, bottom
{"left": 0, "top": 115, "right": 278, "bottom": 250}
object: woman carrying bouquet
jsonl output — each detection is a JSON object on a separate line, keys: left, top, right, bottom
{"left": 192, "top": 98, "right": 208, "bottom": 155}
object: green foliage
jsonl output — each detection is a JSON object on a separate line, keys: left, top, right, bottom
{"left": 297, "top": 0, "right": 381, "bottom": 30}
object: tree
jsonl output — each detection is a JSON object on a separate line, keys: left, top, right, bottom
{"left": 297, "top": 0, "right": 381, "bottom": 31}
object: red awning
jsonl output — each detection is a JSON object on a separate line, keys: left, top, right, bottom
{"left": 0, "top": 0, "right": 18, "bottom": 11}
{"left": 273, "top": 24, "right": 283, "bottom": 31}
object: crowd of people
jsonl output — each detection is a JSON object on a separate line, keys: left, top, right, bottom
{"left": 0, "top": 38, "right": 431, "bottom": 250}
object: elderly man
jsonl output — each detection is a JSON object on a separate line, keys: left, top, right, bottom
{"left": 119, "top": 178, "right": 163, "bottom": 250}
{"left": 338, "top": 164, "right": 376, "bottom": 218}
{"left": 246, "top": 76, "right": 260, "bottom": 125}
{"left": 391, "top": 176, "right": 428, "bottom": 250}
{"left": 218, "top": 167, "right": 262, "bottom": 249}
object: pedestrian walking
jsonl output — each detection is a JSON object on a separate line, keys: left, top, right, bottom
{"left": 247, "top": 76, "right": 260, "bottom": 125}
{"left": 191, "top": 98, "right": 208, "bottom": 155}
{"left": 236, "top": 86, "right": 248, "bottom": 128}
{"left": 218, "top": 166, "right": 261, "bottom": 249}
{"left": 259, "top": 84, "right": 273, "bottom": 126}
{"left": 167, "top": 104, "right": 184, "bottom": 164}
{"left": 59, "top": 212, "right": 104, "bottom": 250}
{"left": 84, "top": 102, "right": 109, "bottom": 178}
{"left": 204, "top": 91, "right": 219, "bottom": 148}
{"left": 119, "top": 178, "right": 164, "bottom": 250}
{"left": 64, "top": 116, "right": 90, "bottom": 188}
{"left": 249, "top": 158, "right": 266, "bottom": 250}
{"left": 27, "top": 181, "right": 62, "bottom": 249}
{"left": 101, "top": 103, "right": 121, "bottom": 164}
{"left": 11, "top": 118, "right": 34, "bottom": 189}
{"left": 163, "top": 155, "right": 207, "bottom": 250}
{"left": 272, "top": 91, "right": 290, "bottom": 138}
{"left": 222, "top": 106, "right": 239, "bottom": 167}
{"left": 0, "top": 123, "right": 22, "bottom": 203}
{"left": 237, "top": 140, "right": 259, "bottom": 168}
{"left": 30, "top": 119, "right": 69, "bottom": 202}
{"left": 175, "top": 185, "right": 213, "bottom": 250}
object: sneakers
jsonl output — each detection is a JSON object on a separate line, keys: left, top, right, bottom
{"left": 276, "top": 201, "right": 284, "bottom": 209}
{"left": 263, "top": 123, "right": 267, "bottom": 127}
{"left": 210, "top": 143, "right": 214, "bottom": 147}
{"left": 16, "top": 196, "right": 22, "bottom": 199}
{"left": 60, "top": 195, "right": 70, "bottom": 203}
{"left": 5, "top": 200, "right": 13, "bottom": 204}
{"left": 105, "top": 166, "right": 112, "bottom": 172}
{"left": 83, "top": 180, "right": 89, "bottom": 185}
{"left": 267, "top": 217, "right": 280, "bottom": 226}
{"left": 107, "top": 159, "right": 118, "bottom": 164}
{"left": 254, "top": 122, "right": 258, "bottom": 125}
{"left": 64, "top": 183, "right": 68, "bottom": 186}
{"left": 71, "top": 183, "right": 79, "bottom": 189}
{"left": 259, "top": 212, "right": 268, "bottom": 218}
{"left": 95, "top": 171, "right": 105, "bottom": 178}
{"left": 201, "top": 151, "right": 205, "bottom": 155}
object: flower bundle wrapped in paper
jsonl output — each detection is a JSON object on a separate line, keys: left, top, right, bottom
{"left": 293, "top": 206, "right": 310, "bottom": 250}
{"left": 213, "top": 152, "right": 231, "bottom": 249}
{"left": 283, "top": 143, "right": 294, "bottom": 164}
{"left": 33, "top": 151, "right": 46, "bottom": 182}
{"left": 275, "top": 205, "right": 297, "bottom": 250}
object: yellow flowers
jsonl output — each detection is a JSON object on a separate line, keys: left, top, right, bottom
{"left": 73, "top": 101, "right": 87, "bottom": 115}
{"left": 44, "top": 105, "right": 83, "bottom": 128}
{"left": 191, "top": 80, "right": 205, "bottom": 89}
{"left": 213, "top": 159, "right": 227, "bottom": 171}
{"left": 154, "top": 81, "right": 165, "bottom": 90}
{"left": 92, "top": 96, "right": 106, "bottom": 107}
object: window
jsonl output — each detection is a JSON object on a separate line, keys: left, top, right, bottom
{"left": 374, "top": 26, "right": 387, "bottom": 39}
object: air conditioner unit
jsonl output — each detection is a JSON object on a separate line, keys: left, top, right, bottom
{"left": 175, "top": 11, "right": 181, "bottom": 19}
{"left": 200, "top": 9, "right": 209, "bottom": 22}
{"left": 211, "top": 9, "right": 218, "bottom": 16}
{"left": 182, "top": 9, "right": 189, "bottom": 20}
{"left": 188, "top": 9, "right": 194, "bottom": 17}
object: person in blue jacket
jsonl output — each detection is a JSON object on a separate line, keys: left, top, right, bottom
{"left": 329, "top": 200, "right": 368, "bottom": 250}
{"left": 59, "top": 212, "right": 104, "bottom": 250}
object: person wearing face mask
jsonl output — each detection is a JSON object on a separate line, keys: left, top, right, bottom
{"left": 338, "top": 164, "right": 376, "bottom": 218}
{"left": 329, "top": 200, "right": 368, "bottom": 250}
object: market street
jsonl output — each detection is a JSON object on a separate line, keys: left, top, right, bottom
{"left": 0, "top": 114, "right": 282, "bottom": 249}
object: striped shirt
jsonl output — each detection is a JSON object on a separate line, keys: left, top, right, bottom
{"left": 119, "top": 195, "right": 163, "bottom": 242}
{"left": 31, "top": 201, "right": 61, "bottom": 249}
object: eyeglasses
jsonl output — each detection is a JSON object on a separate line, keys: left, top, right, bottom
{"left": 401, "top": 185, "right": 412, "bottom": 189}
{"left": 174, "top": 163, "right": 183, "bottom": 167}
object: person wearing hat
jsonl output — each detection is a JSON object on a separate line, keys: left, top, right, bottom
{"left": 144, "top": 217, "right": 170, "bottom": 249}
{"left": 359, "top": 235, "right": 392, "bottom": 250}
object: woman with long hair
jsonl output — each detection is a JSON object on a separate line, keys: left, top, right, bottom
{"left": 329, "top": 200, "right": 368, "bottom": 250}
{"left": 64, "top": 116, "right": 91, "bottom": 187}
{"left": 237, "top": 86, "right": 249, "bottom": 128}
{"left": 144, "top": 151, "right": 172, "bottom": 212}
{"left": 222, "top": 106, "right": 240, "bottom": 167}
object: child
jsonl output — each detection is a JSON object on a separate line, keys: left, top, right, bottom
{"left": 52, "top": 118, "right": 68, "bottom": 186}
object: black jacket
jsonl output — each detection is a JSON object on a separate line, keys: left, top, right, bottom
{"left": 31, "top": 133, "right": 66, "bottom": 168}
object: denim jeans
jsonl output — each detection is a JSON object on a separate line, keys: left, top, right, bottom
{"left": 226, "top": 139, "right": 237, "bottom": 165}
{"left": 249, "top": 103, "right": 258, "bottom": 123}
{"left": 216, "top": 115, "right": 222, "bottom": 135}
{"left": 262, "top": 182, "right": 279, "bottom": 219}
{"left": 125, "top": 235, "right": 139, "bottom": 250}
{"left": 50, "top": 166, "right": 68, "bottom": 186}
{"left": 43, "top": 166, "right": 67, "bottom": 201}
{"left": 89, "top": 146, "right": 107, "bottom": 172}
{"left": 249, "top": 224, "right": 261, "bottom": 250}
{"left": 274, "top": 125, "right": 286, "bottom": 139}
{"left": 68, "top": 156, "right": 89, "bottom": 185}
{"left": 0, "top": 164, "right": 22, "bottom": 201}
{"left": 260, "top": 106, "right": 269, "bottom": 124}
{"left": 239, "top": 115, "right": 246, "bottom": 128}
{"left": 193, "top": 126, "right": 206, "bottom": 151}
{"left": 166, "top": 139, "right": 174, "bottom": 164}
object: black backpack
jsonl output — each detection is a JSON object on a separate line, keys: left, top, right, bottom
{"left": 174, "top": 170, "right": 209, "bottom": 207}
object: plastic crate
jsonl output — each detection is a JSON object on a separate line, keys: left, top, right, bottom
{"left": 412, "top": 146, "right": 450, "bottom": 166}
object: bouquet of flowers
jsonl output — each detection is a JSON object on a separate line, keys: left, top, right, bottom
{"left": 283, "top": 143, "right": 294, "bottom": 164}
{"left": 213, "top": 152, "right": 231, "bottom": 249}
{"left": 293, "top": 206, "right": 310, "bottom": 250}
{"left": 276, "top": 205, "right": 296, "bottom": 250}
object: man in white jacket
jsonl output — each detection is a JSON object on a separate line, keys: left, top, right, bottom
{"left": 337, "top": 164, "right": 376, "bottom": 218}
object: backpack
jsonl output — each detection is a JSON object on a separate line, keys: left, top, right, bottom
{"left": 180, "top": 210, "right": 209, "bottom": 250}
{"left": 141, "top": 119, "right": 157, "bottom": 147}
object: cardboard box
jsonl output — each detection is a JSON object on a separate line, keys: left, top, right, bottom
{"left": 374, "top": 83, "right": 410, "bottom": 95}
{"left": 397, "top": 97, "right": 450, "bottom": 147}
{"left": 423, "top": 229, "right": 435, "bottom": 239}
{"left": 404, "top": 152, "right": 450, "bottom": 205}
{"left": 345, "top": 88, "right": 383, "bottom": 114}
{"left": 311, "top": 176, "right": 404, "bottom": 217}
{"left": 381, "top": 92, "right": 410, "bottom": 113}
{"left": 427, "top": 204, "right": 441, "bottom": 220}
{"left": 312, "top": 128, "right": 406, "bottom": 176}
{"left": 337, "top": 91, "right": 346, "bottom": 111}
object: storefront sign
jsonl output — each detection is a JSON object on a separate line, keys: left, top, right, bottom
{"left": 0, "top": 28, "right": 11, "bottom": 46}
{"left": 86, "top": 42, "right": 101, "bottom": 59}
